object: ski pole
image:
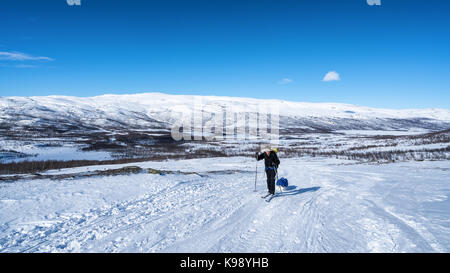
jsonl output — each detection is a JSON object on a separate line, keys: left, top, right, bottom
{"left": 254, "top": 159, "right": 257, "bottom": 192}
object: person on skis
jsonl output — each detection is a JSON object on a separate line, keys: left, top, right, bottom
{"left": 256, "top": 148, "right": 280, "bottom": 196}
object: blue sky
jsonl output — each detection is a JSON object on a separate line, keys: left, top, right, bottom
{"left": 0, "top": 0, "right": 449, "bottom": 109}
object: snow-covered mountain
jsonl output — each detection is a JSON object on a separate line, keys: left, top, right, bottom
{"left": 1, "top": 92, "right": 450, "bottom": 133}
{"left": 1, "top": 93, "right": 449, "bottom": 165}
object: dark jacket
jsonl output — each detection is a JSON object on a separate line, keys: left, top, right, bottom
{"left": 257, "top": 151, "right": 280, "bottom": 169}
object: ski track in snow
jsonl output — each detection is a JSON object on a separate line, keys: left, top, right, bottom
{"left": 0, "top": 157, "right": 449, "bottom": 253}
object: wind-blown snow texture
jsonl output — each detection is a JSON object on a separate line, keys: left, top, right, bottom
{"left": 1, "top": 157, "right": 449, "bottom": 253}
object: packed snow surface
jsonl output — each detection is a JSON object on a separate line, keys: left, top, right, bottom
{"left": 0, "top": 157, "right": 449, "bottom": 253}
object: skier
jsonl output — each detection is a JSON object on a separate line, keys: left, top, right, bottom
{"left": 256, "top": 148, "right": 280, "bottom": 197}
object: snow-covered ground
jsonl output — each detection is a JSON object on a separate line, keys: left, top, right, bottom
{"left": 1, "top": 157, "right": 448, "bottom": 253}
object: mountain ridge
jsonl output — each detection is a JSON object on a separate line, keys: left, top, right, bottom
{"left": 1, "top": 92, "right": 450, "bottom": 133}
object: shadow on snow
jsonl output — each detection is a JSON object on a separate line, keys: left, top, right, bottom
{"left": 275, "top": 186, "right": 321, "bottom": 197}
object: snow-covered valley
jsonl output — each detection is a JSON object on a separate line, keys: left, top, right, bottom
{"left": 0, "top": 93, "right": 449, "bottom": 253}
{"left": 1, "top": 93, "right": 449, "bottom": 166}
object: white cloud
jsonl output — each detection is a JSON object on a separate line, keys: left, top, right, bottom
{"left": 367, "top": 0, "right": 381, "bottom": 6}
{"left": 277, "top": 78, "right": 293, "bottom": 85}
{"left": 0, "top": 51, "right": 53, "bottom": 61}
{"left": 322, "top": 71, "right": 340, "bottom": 82}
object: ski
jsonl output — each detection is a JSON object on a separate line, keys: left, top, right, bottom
{"left": 261, "top": 193, "right": 271, "bottom": 199}
{"left": 265, "top": 194, "right": 276, "bottom": 202}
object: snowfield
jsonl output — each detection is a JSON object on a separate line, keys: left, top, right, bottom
{"left": 1, "top": 157, "right": 449, "bottom": 253}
